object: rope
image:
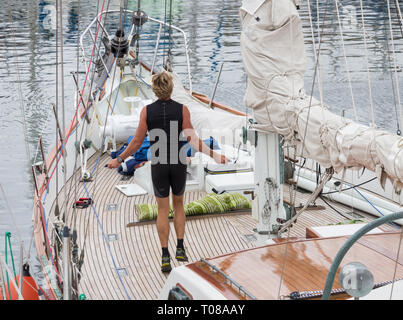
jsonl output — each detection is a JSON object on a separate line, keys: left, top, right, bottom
{"left": 333, "top": 180, "right": 400, "bottom": 229}
{"left": 55, "top": 0, "right": 60, "bottom": 220}
{"left": 79, "top": 72, "right": 123, "bottom": 253}
{"left": 74, "top": 6, "right": 125, "bottom": 282}
{"left": 82, "top": 181, "right": 131, "bottom": 300}
{"left": 4, "top": 232, "right": 17, "bottom": 300}
{"left": 34, "top": 0, "right": 110, "bottom": 298}
{"left": 0, "top": 252, "right": 23, "bottom": 300}
{"left": 319, "top": 195, "right": 357, "bottom": 221}
{"left": 386, "top": 0, "right": 403, "bottom": 133}
{"left": 39, "top": 0, "right": 109, "bottom": 202}
{"left": 63, "top": 0, "right": 113, "bottom": 231}
{"left": 67, "top": 5, "right": 134, "bottom": 297}
{"left": 163, "top": 0, "right": 168, "bottom": 63}
{"left": 279, "top": 169, "right": 334, "bottom": 234}
{"left": 58, "top": 0, "right": 69, "bottom": 225}
{"left": 321, "top": 177, "right": 377, "bottom": 195}
{"left": 47, "top": 3, "right": 118, "bottom": 292}
{"left": 288, "top": 277, "right": 403, "bottom": 299}
{"left": 351, "top": 185, "right": 385, "bottom": 217}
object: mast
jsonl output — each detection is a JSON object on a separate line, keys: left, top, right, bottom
{"left": 254, "top": 132, "right": 286, "bottom": 240}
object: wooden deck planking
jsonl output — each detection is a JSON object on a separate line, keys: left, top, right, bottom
{"left": 48, "top": 151, "right": 401, "bottom": 300}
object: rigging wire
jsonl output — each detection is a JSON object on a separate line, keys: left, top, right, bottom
{"left": 321, "top": 176, "right": 377, "bottom": 195}
{"left": 58, "top": 0, "right": 68, "bottom": 225}
{"left": 89, "top": 7, "right": 126, "bottom": 206}
{"left": 393, "top": 0, "right": 403, "bottom": 38}
{"left": 0, "top": 184, "right": 23, "bottom": 244}
{"left": 82, "top": 181, "right": 132, "bottom": 300}
{"left": 334, "top": 0, "right": 358, "bottom": 121}
{"left": 280, "top": 0, "right": 331, "bottom": 233}
{"left": 51, "top": 0, "right": 123, "bottom": 297}
{"left": 55, "top": 0, "right": 60, "bottom": 221}
{"left": 383, "top": 11, "right": 401, "bottom": 136}
{"left": 163, "top": 0, "right": 168, "bottom": 65}
{"left": 319, "top": 195, "right": 357, "bottom": 220}
{"left": 166, "top": 0, "right": 173, "bottom": 71}
{"left": 68, "top": 3, "right": 132, "bottom": 297}
{"left": 64, "top": 0, "right": 113, "bottom": 230}
{"left": 39, "top": 0, "right": 109, "bottom": 203}
{"left": 70, "top": 0, "right": 82, "bottom": 298}
{"left": 313, "top": 0, "right": 325, "bottom": 108}
{"left": 80, "top": 72, "right": 123, "bottom": 255}
{"left": 386, "top": 0, "right": 403, "bottom": 134}
{"left": 6, "top": 3, "right": 32, "bottom": 170}
{"left": 53, "top": 0, "right": 115, "bottom": 291}
{"left": 34, "top": 0, "right": 110, "bottom": 297}
{"left": 358, "top": 0, "right": 376, "bottom": 126}
{"left": 5, "top": 0, "right": 37, "bottom": 270}
{"left": 62, "top": 0, "right": 114, "bottom": 226}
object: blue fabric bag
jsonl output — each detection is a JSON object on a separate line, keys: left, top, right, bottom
{"left": 111, "top": 136, "right": 151, "bottom": 175}
{"left": 184, "top": 136, "right": 220, "bottom": 157}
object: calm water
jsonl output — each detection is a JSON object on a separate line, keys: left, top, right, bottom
{"left": 0, "top": 0, "right": 402, "bottom": 280}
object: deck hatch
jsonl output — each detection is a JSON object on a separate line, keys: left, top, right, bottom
{"left": 107, "top": 234, "right": 119, "bottom": 241}
{"left": 244, "top": 234, "right": 257, "bottom": 242}
{"left": 116, "top": 268, "right": 128, "bottom": 277}
{"left": 106, "top": 203, "right": 118, "bottom": 211}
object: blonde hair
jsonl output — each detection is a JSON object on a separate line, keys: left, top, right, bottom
{"left": 152, "top": 71, "right": 174, "bottom": 100}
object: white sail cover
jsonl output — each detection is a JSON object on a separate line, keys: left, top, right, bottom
{"left": 240, "top": 0, "right": 403, "bottom": 190}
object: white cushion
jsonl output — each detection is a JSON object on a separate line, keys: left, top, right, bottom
{"left": 206, "top": 172, "right": 254, "bottom": 193}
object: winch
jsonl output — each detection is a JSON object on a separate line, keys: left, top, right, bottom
{"left": 111, "top": 29, "right": 129, "bottom": 58}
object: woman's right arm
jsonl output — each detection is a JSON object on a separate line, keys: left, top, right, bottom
{"left": 182, "top": 105, "right": 227, "bottom": 164}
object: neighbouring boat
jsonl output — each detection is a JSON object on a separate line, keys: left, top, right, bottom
{"left": 30, "top": 0, "right": 403, "bottom": 300}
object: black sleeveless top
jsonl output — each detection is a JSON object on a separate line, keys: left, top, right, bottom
{"left": 146, "top": 99, "right": 187, "bottom": 165}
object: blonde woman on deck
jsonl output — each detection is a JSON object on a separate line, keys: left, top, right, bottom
{"left": 107, "top": 71, "right": 227, "bottom": 272}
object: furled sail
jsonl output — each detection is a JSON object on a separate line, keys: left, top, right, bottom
{"left": 240, "top": 0, "right": 403, "bottom": 190}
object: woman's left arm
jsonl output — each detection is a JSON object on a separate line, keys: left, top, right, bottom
{"left": 107, "top": 107, "right": 148, "bottom": 169}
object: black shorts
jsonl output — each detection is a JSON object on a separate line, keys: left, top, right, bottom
{"left": 151, "top": 163, "right": 187, "bottom": 198}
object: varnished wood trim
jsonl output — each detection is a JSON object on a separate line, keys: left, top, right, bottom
{"left": 175, "top": 283, "right": 194, "bottom": 300}
{"left": 305, "top": 227, "right": 321, "bottom": 239}
{"left": 186, "top": 263, "right": 245, "bottom": 300}
{"left": 191, "top": 92, "right": 247, "bottom": 117}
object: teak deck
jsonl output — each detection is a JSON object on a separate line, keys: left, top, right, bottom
{"left": 50, "top": 152, "right": 398, "bottom": 300}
